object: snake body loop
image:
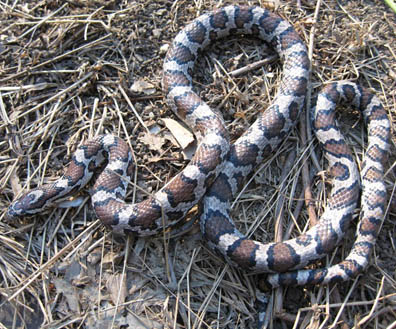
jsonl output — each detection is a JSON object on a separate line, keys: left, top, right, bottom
{"left": 7, "top": 6, "right": 309, "bottom": 235}
{"left": 267, "top": 82, "right": 390, "bottom": 286}
{"left": 7, "top": 6, "right": 390, "bottom": 287}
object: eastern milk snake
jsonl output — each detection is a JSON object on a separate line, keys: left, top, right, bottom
{"left": 6, "top": 6, "right": 390, "bottom": 288}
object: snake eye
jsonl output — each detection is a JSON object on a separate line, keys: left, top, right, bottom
{"left": 22, "top": 191, "right": 42, "bottom": 207}
{"left": 26, "top": 193, "right": 36, "bottom": 202}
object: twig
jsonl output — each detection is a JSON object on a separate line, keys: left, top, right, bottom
{"left": 229, "top": 55, "right": 278, "bottom": 77}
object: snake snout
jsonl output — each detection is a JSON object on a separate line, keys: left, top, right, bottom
{"left": 6, "top": 190, "right": 46, "bottom": 219}
{"left": 5, "top": 206, "right": 18, "bottom": 220}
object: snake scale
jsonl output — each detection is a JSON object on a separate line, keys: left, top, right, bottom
{"left": 6, "top": 6, "right": 390, "bottom": 288}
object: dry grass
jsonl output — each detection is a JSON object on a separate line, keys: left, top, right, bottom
{"left": 0, "top": 0, "right": 395, "bottom": 328}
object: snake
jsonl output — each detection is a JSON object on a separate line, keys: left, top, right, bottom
{"left": 266, "top": 83, "right": 390, "bottom": 287}
{"left": 201, "top": 80, "right": 390, "bottom": 287}
{"left": 6, "top": 6, "right": 390, "bottom": 288}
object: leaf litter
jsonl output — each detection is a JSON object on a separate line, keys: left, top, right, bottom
{"left": 0, "top": 1, "right": 395, "bottom": 328}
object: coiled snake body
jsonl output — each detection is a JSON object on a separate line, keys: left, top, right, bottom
{"left": 7, "top": 6, "right": 390, "bottom": 287}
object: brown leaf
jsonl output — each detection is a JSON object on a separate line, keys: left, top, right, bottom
{"left": 106, "top": 273, "right": 127, "bottom": 306}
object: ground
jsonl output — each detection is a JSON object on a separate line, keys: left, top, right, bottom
{"left": 0, "top": 0, "right": 395, "bottom": 328}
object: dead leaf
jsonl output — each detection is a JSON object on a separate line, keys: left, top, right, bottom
{"left": 161, "top": 118, "right": 194, "bottom": 149}
{"left": 9, "top": 166, "right": 22, "bottom": 196}
{"left": 141, "top": 131, "right": 166, "bottom": 152}
{"left": 130, "top": 80, "right": 156, "bottom": 95}
{"left": 87, "top": 247, "right": 102, "bottom": 265}
{"left": 123, "top": 313, "right": 162, "bottom": 329}
{"left": 106, "top": 273, "right": 127, "bottom": 306}
{"left": 102, "top": 251, "right": 123, "bottom": 265}
{"left": 85, "top": 312, "right": 162, "bottom": 329}
{"left": 54, "top": 278, "right": 80, "bottom": 313}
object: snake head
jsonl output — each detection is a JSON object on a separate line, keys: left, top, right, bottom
{"left": 6, "top": 190, "right": 46, "bottom": 219}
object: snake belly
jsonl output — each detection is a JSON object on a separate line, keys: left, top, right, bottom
{"left": 7, "top": 6, "right": 309, "bottom": 236}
